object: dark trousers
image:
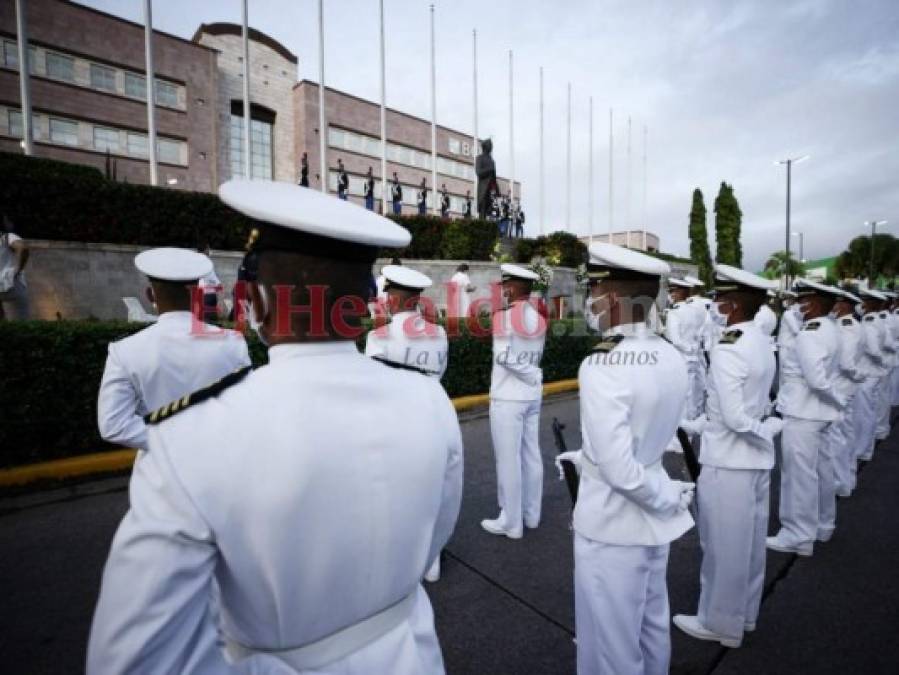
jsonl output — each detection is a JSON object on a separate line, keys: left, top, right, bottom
{"left": 365, "top": 195, "right": 374, "bottom": 210}
{"left": 393, "top": 200, "right": 401, "bottom": 215}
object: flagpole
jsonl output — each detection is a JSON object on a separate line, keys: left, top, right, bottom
{"left": 608, "top": 107, "right": 613, "bottom": 240}
{"left": 241, "top": 0, "right": 251, "bottom": 178}
{"left": 588, "top": 96, "right": 593, "bottom": 243}
{"left": 565, "top": 82, "right": 571, "bottom": 231}
{"left": 626, "top": 115, "right": 632, "bottom": 238}
{"left": 429, "top": 4, "right": 437, "bottom": 214}
{"left": 143, "top": 0, "right": 157, "bottom": 184}
{"left": 317, "top": 0, "right": 327, "bottom": 193}
{"left": 379, "top": 0, "right": 387, "bottom": 214}
{"left": 471, "top": 29, "right": 478, "bottom": 212}
{"left": 538, "top": 65, "right": 544, "bottom": 236}
{"left": 642, "top": 124, "right": 648, "bottom": 250}
{"left": 508, "top": 49, "right": 514, "bottom": 202}
{"left": 14, "top": 0, "right": 33, "bottom": 157}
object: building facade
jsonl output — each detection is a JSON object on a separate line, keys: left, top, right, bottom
{"left": 579, "top": 230, "right": 660, "bottom": 252}
{"left": 0, "top": 0, "right": 518, "bottom": 217}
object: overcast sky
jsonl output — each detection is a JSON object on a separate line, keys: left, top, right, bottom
{"left": 77, "top": 0, "right": 899, "bottom": 270}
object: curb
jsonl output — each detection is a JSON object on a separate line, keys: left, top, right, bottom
{"left": 0, "top": 379, "right": 580, "bottom": 488}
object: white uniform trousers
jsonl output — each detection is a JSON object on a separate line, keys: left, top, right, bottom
{"left": 817, "top": 424, "right": 839, "bottom": 539}
{"left": 892, "top": 366, "right": 899, "bottom": 406}
{"left": 489, "top": 398, "right": 543, "bottom": 531}
{"left": 830, "top": 407, "right": 855, "bottom": 496}
{"left": 574, "top": 534, "right": 671, "bottom": 675}
{"left": 855, "top": 378, "right": 880, "bottom": 462}
{"left": 875, "top": 374, "right": 892, "bottom": 440}
{"left": 777, "top": 416, "right": 829, "bottom": 547}
{"left": 696, "top": 467, "right": 769, "bottom": 640}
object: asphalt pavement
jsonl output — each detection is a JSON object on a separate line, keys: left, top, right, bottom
{"left": 1, "top": 395, "right": 898, "bottom": 674}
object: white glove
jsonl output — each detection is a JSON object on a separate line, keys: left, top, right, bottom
{"left": 672, "top": 480, "right": 696, "bottom": 512}
{"left": 679, "top": 416, "right": 709, "bottom": 436}
{"left": 554, "top": 450, "right": 582, "bottom": 480}
{"left": 654, "top": 479, "right": 695, "bottom": 515}
{"left": 759, "top": 416, "right": 784, "bottom": 443}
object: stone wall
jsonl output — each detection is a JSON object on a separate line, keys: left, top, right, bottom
{"left": 19, "top": 240, "right": 579, "bottom": 321}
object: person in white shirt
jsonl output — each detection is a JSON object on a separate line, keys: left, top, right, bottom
{"left": 96, "top": 248, "right": 251, "bottom": 451}
{"left": 0, "top": 214, "right": 30, "bottom": 321}
{"left": 574, "top": 243, "right": 695, "bottom": 675}
{"left": 481, "top": 263, "right": 547, "bottom": 539}
{"left": 88, "top": 180, "right": 464, "bottom": 675}
{"left": 890, "top": 294, "right": 899, "bottom": 406}
{"left": 854, "top": 288, "right": 889, "bottom": 464}
{"left": 665, "top": 278, "right": 703, "bottom": 421}
{"left": 448, "top": 263, "right": 476, "bottom": 319}
{"left": 674, "top": 264, "right": 781, "bottom": 649}
{"left": 769, "top": 279, "right": 844, "bottom": 556}
{"left": 874, "top": 294, "right": 897, "bottom": 441}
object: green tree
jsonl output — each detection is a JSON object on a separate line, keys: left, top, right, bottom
{"left": 688, "top": 188, "right": 714, "bottom": 285}
{"left": 714, "top": 182, "right": 743, "bottom": 267}
{"left": 834, "top": 233, "right": 899, "bottom": 284}
{"left": 762, "top": 250, "right": 806, "bottom": 280}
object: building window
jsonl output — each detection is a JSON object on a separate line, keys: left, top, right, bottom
{"left": 3, "top": 40, "right": 17, "bottom": 69}
{"left": 49, "top": 118, "right": 78, "bottom": 145}
{"left": 90, "top": 64, "right": 116, "bottom": 92}
{"left": 127, "top": 132, "right": 148, "bottom": 158}
{"left": 155, "top": 80, "right": 179, "bottom": 108}
{"left": 229, "top": 109, "right": 274, "bottom": 180}
{"left": 125, "top": 72, "right": 146, "bottom": 100}
{"left": 93, "top": 126, "right": 120, "bottom": 153}
{"left": 8, "top": 110, "right": 22, "bottom": 138}
{"left": 46, "top": 52, "right": 75, "bottom": 82}
{"left": 157, "top": 138, "right": 182, "bottom": 165}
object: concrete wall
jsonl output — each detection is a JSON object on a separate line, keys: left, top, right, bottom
{"left": 20, "top": 240, "right": 578, "bottom": 321}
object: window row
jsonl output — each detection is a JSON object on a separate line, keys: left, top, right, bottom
{"left": 228, "top": 115, "right": 273, "bottom": 180}
{"left": 0, "top": 39, "right": 184, "bottom": 110}
{"left": 327, "top": 170, "right": 471, "bottom": 213}
{"left": 328, "top": 127, "right": 476, "bottom": 181}
{"left": 0, "top": 106, "right": 187, "bottom": 166}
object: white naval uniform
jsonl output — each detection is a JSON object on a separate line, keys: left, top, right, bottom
{"left": 696, "top": 320, "right": 777, "bottom": 641}
{"left": 665, "top": 300, "right": 703, "bottom": 420}
{"left": 96, "top": 311, "right": 251, "bottom": 450}
{"left": 856, "top": 313, "right": 887, "bottom": 461}
{"left": 489, "top": 299, "right": 546, "bottom": 532}
{"left": 776, "top": 308, "right": 803, "bottom": 392}
{"left": 875, "top": 311, "right": 897, "bottom": 439}
{"left": 87, "top": 341, "right": 464, "bottom": 675}
{"left": 573, "top": 323, "right": 693, "bottom": 675}
{"left": 364, "top": 310, "right": 449, "bottom": 378}
{"left": 830, "top": 315, "right": 865, "bottom": 497}
{"left": 892, "top": 308, "right": 899, "bottom": 405}
{"left": 449, "top": 271, "right": 474, "bottom": 318}
{"left": 775, "top": 316, "right": 842, "bottom": 549}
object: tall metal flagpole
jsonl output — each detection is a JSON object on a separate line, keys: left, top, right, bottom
{"left": 626, "top": 115, "right": 632, "bottom": 239}
{"left": 565, "top": 82, "right": 571, "bottom": 231}
{"left": 143, "top": 0, "right": 157, "bottom": 185}
{"left": 642, "top": 124, "right": 647, "bottom": 250}
{"left": 241, "top": 0, "right": 251, "bottom": 178}
{"left": 472, "top": 29, "right": 478, "bottom": 211}
{"left": 379, "top": 0, "right": 388, "bottom": 214}
{"left": 317, "top": 0, "right": 327, "bottom": 193}
{"left": 588, "top": 96, "right": 593, "bottom": 243}
{"left": 608, "top": 108, "right": 613, "bottom": 240}
{"left": 429, "top": 4, "right": 437, "bottom": 214}
{"left": 539, "top": 66, "right": 544, "bottom": 236}
{"left": 14, "top": 0, "right": 33, "bottom": 157}
{"left": 508, "top": 50, "right": 514, "bottom": 201}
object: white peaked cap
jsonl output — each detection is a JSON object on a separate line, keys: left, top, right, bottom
{"left": 382, "top": 265, "right": 432, "bottom": 290}
{"left": 683, "top": 275, "right": 704, "bottom": 287}
{"left": 858, "top": 287, "right": 888, "bottom": 301}
{"left": 839, "top": 288, "right": 862, "bottom": 304}
{"left": 500, "top": 263, "right": 540, "bottom": 281}
{"left": 713, "top": 263, "right": 778, "bottom": 292}
{"left": 218, "top": 179, "right": 411, "bottom": 249}
{"left": 668, "top": 277, "right": 693, "bottom": 288}
{"left": 134, "top": 247, "right": 212, "bottom": 281}
{"left": 792, "top": 278, "right": 844, "bottom": 298}
{"left": 587, "top": 241, "right": 670, "bottom": 277}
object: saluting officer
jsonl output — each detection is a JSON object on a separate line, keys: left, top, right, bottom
{"left": 88, "top": 182, "right": 464, "bottom": 675}
{"left": 768, "top": 279, "right": 844, "bottom": 555}
{"left": 674, "top": 264, "right": 781, "bottom": 649}
{"left": 574, "top": 243, "right": 695, "bottom": 675}
{"left": 97, "top": 247, "right": 250, "bottom": 451}
{"left": 482, "top": 264, "right": 547, "bottom": 539}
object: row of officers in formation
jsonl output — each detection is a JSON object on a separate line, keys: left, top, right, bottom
{"left": 86, "top": 179, "right": 898, "bottom": 675}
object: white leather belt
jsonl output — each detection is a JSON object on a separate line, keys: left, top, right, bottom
{"left": 580, "top": 454, "right": 662, "bottom": 481}
{"left": 224, "top": 590, "right": 417, "bottom": 671}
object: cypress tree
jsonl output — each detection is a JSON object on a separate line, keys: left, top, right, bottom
{"left": 714, "top": 182, "right": 743, "bottom": 267}
{"left": 688, "top": 188, "right": 714, "bottom": 285}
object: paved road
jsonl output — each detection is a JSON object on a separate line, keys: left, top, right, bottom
{"left": 1, "top": 395, "right": 898, "bottom": 674}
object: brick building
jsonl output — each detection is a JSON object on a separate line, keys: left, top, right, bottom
{"left": 0, "top": 0, "right": 518, "bottom": 217}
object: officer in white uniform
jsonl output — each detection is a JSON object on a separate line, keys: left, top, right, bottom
{"left": 768, "top": 279, "right": 844, "bottom": 555}
{"left": 481, "top": 263, "right": 547, "bottom": 539}
{"left": 684, "top": 276, "right": 711, "bottom": 415}
{"left": 875, "top": 293, "right": 897, "bottom": 441}
{"left": 666, "top": 278, "right": 703, "bottom": 421}
{"left": 890, "top": 293, "right": 899, "bottom": 406}
{"left": 96, "top": 247, "right": 251, "bottom": 451}
{"left": 674, "top": 264, "right": 780, "bottom": 649}
{"left": 87, "top": 181, "right": 464, "bottom": 675}
{"left": 855, "top": 288, "right": 888, "bottom": 463}
{"left": 574, "top": 243, "right": 694, "bottom": 675}
{"left": 828, "top": 289, "right": 865, "bottom": 498}
{"left": 365, "top": 265, "right": 448, "bottom": 378}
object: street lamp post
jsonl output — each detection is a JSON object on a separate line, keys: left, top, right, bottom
{"left": 792, "top": 231, "right": 804, "bottom": 263}
{"left": 864, "top": 220, "right": 888, "bottom": 286}
{"left": 775, "top": 155, "right": 809, "bottom": 288}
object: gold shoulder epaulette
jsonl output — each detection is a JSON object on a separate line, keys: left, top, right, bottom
{"left": 865, "top": 315, "right": 875, "bottom": 322}
{"left": 803, "top": 320, "right": 820, "bottom": 331}
{"left": 144, "top": 366, "right": 253, "bottom": 425}
{"left": 592, "top": 334, "right": 625, "bottom": 353}
{"left": 719, "top": 329, "right": 743, "bottom": 345}
{"left": 841, "top": 317, "right": 853, "bottom": 326}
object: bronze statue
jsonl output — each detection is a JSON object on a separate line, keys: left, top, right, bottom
{"left": 476, "top": 138, "right": 498, "bottom": 220}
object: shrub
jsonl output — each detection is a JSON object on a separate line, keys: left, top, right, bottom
{"left": 514, "top": 231, "right": 588, "bottom": 268}
{"left": 0, "top": 318, "right": 593, "bottom": 468}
